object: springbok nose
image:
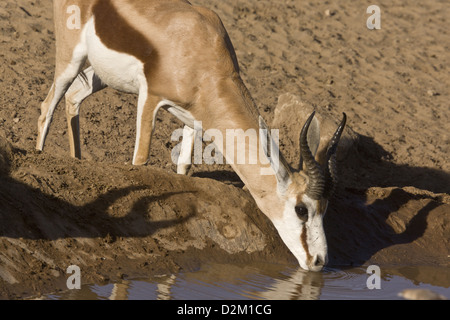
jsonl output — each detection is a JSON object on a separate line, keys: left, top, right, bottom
{"left": 309, "top": 254, "right": 326, "bottom": 271}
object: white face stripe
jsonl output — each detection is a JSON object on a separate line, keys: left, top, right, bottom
{"left": 271, "top": 194, "right": 328, "bottom": 271}
{"left": 272, "top": 197, "right": 309, "bottom": 270}
{"left": 301, "top": 194, "right": 328, "bottom": 268}
{"left": 301, "top": 194, "right": 319, "bottom": 217}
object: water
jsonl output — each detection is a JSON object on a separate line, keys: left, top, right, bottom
{"left": 45, "top": 262, "right": 450, "bottom": 300}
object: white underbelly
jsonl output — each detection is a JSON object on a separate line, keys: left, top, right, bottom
{"left": 84, "top": 18, "right": 145, "bottom": 94}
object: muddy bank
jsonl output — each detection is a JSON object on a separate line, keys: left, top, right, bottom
{"left": 0, "top": 135, "right": 292, "bottom": 298}
{"left": 0, "top": 0, "right": 449, "bottom": 299}
{"left": 271, "top": 93, "right": 449, "bottom": 267}
{"left": 0, "top": 129, "right": 448, "bottom": 299}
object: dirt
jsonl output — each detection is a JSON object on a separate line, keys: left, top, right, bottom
{"left": 0, "top": 0, "right": 449, "bottom": 299}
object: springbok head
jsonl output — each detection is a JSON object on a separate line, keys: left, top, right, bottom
{"left": 259, "top": 111, "right": 347, "bottom": 271}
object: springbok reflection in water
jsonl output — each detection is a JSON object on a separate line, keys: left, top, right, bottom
{"left": 106, "top": 265, "right": 324, "bottom": 300}
{"left": 45, "top": 263, "right": 450, "bottom": 300}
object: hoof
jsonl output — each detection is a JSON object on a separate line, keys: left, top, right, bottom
{"left": 132, "top": 158, "right": 149, "bottom": 166}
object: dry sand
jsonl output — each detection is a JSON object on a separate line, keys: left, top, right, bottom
{"left": 0, "top": 0, "right": 449, "bottom": 298}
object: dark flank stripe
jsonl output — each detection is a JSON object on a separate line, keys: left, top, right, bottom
{"left": 92, "top": 0, "right": 158, "bottom": 76}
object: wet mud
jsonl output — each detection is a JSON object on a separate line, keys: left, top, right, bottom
{"left": 0, "top": 0, "right": 449, "bottom": 299}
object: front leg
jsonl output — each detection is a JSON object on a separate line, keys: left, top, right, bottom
{"left": 177, "top": 125, "right": 195, "bottom": 175}
{"left": 132, "top": 93, "right": 159, "bottom": 166}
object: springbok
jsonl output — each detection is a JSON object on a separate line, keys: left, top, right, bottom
{"left": 36, "top": 0, "right": 346, "bottom": 271}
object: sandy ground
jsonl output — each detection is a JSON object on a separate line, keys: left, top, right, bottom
{"left": 0, "top": 0, "right": 449, "bottom": 299}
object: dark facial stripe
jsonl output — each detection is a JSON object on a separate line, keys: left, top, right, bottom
{"left": 300, "top": 224, "right": 312, "bottom": 265}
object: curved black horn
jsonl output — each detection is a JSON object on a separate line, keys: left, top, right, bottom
{"left": 300, "top": 112, "right": 325, "bottom": 200}
{"left": 323, "top": 113, "right": 347, "bottom": 199}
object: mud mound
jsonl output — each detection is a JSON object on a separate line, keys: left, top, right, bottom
{"left": 0, "top": 0, "right": 449, "bottom": 299}
{"left": 271, "top": 93, "right": 359, "bottom": 166}
{"left": 272, "top": 94, "right": 450, "bottom": 267}
{"left": 0, "top": 135, "right": 294, "bottom": 298}
{"left": 271, "top": 95, "right": 450, "bottom": 267}
{"left": 1, "top": 123, "right": 449, "bottom": 299}
{"left": 327, "top": 186, "right": 449, "bottom": 267}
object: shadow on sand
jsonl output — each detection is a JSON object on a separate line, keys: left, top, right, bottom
{"left": 326, "top": 134, "right": 449, "bottom": 267}
{"left": 0, "top": 141, "right": 196, "bottom": 241}
{"left": 0, "top": 133, "right": 448, "bottom": 269}
{"left": 186, "top": 133, "right": 449, "bottom": 268}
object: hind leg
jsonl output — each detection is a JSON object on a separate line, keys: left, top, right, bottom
{"left": 65, "top": 66, "right": 106, "bottom": 159}
{"left": 36, "top": 47, "right": 87, "bottom": 152}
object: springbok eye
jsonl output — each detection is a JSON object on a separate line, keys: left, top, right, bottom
{"left": 295, "top": 205, "right": 309, "bottom": 222}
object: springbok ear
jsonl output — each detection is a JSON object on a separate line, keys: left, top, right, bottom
{"left": 259, "top": 116, "right": 291, "bottom": 194}
{"left": 299, "top": 115, "right": 320, "bottom": 171}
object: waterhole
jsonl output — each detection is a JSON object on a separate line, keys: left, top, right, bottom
{"left": 44, "top": 262, "right": 449, "bottom": 300}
